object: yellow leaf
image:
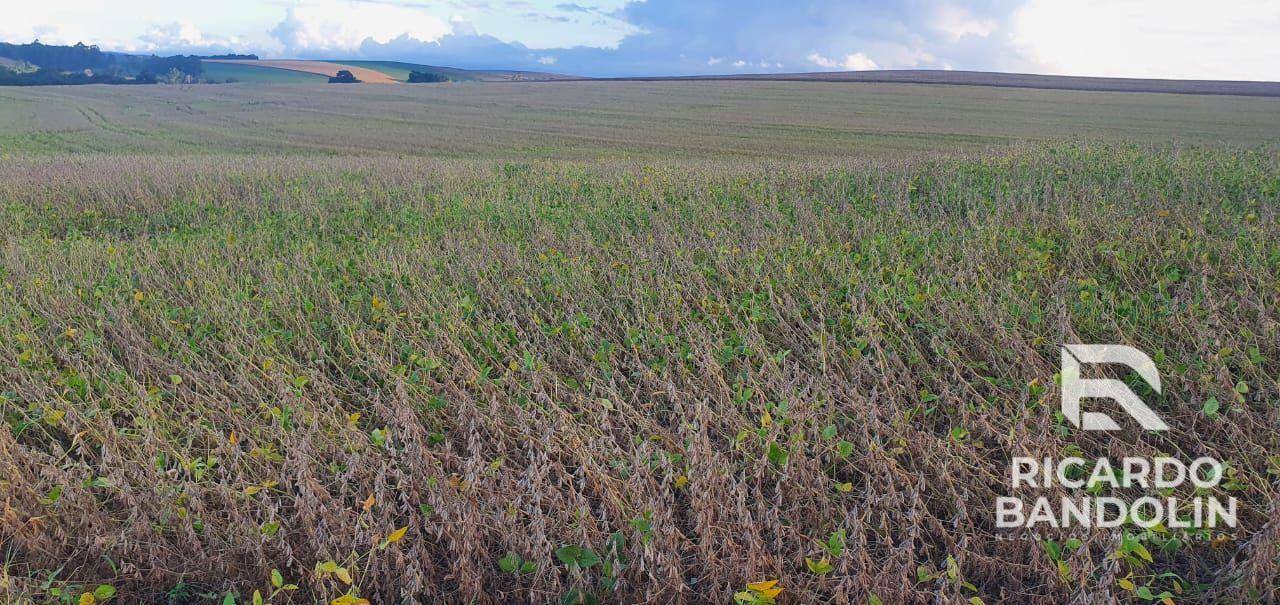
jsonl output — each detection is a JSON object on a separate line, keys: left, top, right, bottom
{"left": 1161, "top": 599, "right": 1175, "bottom": 605}
{"left": 331, "top": 597, "right": 371, "bottom": 605}
{"left": 1118, "top": 578, "right": 1135, "bottom": 591}
{"left": 244, "top": 485, "right": 262, "bottom": 496}
{"left": 44, "top": 409, "right": 66, "bottom": 426}
{"left": 757, "top": 586, "right": 783, "bottom": 598}
{"left": 674, "top": 475, "right": 689, "bottom": 489}
{"left": 335, "top": 567, "right": 353, "bottom": 585}
{"left": 229, "top": 431, "right": 238, "bottom": 445}
{"left": 384, "top": 525, "right": 408, "bottom": 545}
{"left": 78, "top": 593, "right": 95, "bottom": 605}
{"left": 747, "top": 580, "right": 778, "bottom": 591}
{"left": 361, "top": 494, "right": 376, "bottom": 512}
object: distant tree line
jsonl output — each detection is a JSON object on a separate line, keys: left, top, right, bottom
{"left": 408, "top": 70, "right": 449, "bottom": 83}
{"left": 198, "top": 53, "right": 259, "bottom": 60}
{"left": 0, "top": 40, "right": 204, "bottom": 85}
{"left": 144, "top": 55, "right": 202, "bottom": 77}
{"left": 0, "top": 41, "right": 109, "bottom": 71}
{"left": 0, "top": 68, "right": 156, "bottom": 86}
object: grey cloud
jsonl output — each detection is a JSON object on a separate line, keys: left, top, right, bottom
{"left": 554, "top": 3, "right": 605, "bottom": 15}
{"left": 522, "top": 12, "right": 573, "bottom": 23}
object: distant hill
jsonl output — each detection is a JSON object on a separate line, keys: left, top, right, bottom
{"left": 595, "top": 69, "right": 1280, "bottom": 97}
{"left": 205, "top": 58, "right": 573, "bottom": 84}
{"left": 204, "top": 59, "right": 399, "bottom": 84}
{"left": 10, "top": 40, "right": 1275, "bottom": 97}
{"left": 201, "top": 61, "right": 326, "bottom": 84}
{"left": 0, "top": 43, "right": 572, "bottom": 86}
{"left": 342, "top": 60, "right": 479, "bottom": 82}
{"left": 344, "top": 60, "right": 575, "bottom": 82}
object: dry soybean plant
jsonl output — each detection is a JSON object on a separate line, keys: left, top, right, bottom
{"left": 0, "top": 143, "right": 1277, "bottom": 603}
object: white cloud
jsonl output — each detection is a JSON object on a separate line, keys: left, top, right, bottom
{"left": 807, "top": 52, "right": 879, "bottom": 71}
{"left": 130, "top": 21, "right": 244, "bottom": 53}
{"left": 706, "top": 56, "right": 722, "bottom": 66}
{"left": 932, "top": 5, "right": 996, "bottom": 40}
{"left": 874, "top": 46, "right": 936, "bottom": 68}
{"left": 0, "top": 6, "right": 87, "bottom": 46}
{"left": 732, "top": 59, "right": 746, "bottom": 67}
{"left": 449, "top": 17, "right": 478, "bottom": 37}
{"left": 1013, "top": 0, "right": 1280, "bottom": 80}
{"left": 269, "top": 2, "right": 452, "bottom": 55}
{"left": 537, "top": 55, "right": 557, "bottom": 64}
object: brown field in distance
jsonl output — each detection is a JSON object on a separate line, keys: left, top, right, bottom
{"left": 205, "top": 59, "right": 400, "bottom": 84}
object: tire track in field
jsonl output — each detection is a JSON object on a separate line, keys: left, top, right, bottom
{"left": 4, "top": 88, "right": 146, "bottom": 137}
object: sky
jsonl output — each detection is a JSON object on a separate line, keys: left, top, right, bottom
{"left": 2, "top": 0, "right": 1277, "bottom": 80}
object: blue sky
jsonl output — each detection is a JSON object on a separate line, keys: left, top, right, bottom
{"left": 3, "top": 1, "right": 1278, "bottom": 80}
